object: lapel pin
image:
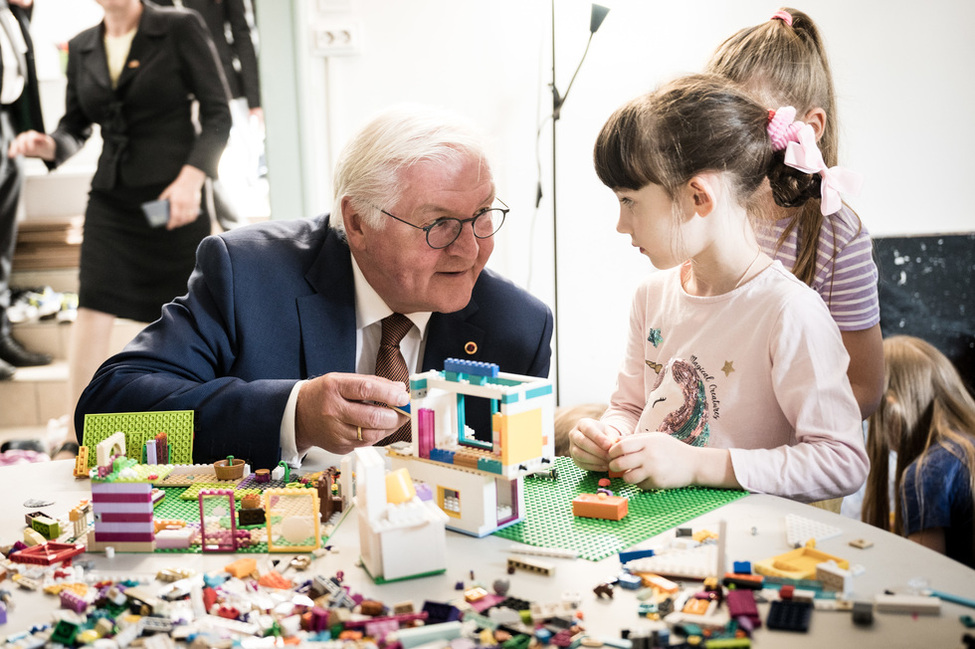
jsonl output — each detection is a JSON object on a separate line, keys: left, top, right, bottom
{"left": 464, "top": 341, "right": 477, "bottom": 355}
{"left": 128, "top": 60, "right": 140, "bottom": 68}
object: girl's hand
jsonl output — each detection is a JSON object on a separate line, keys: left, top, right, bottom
{"left": 608, "top": 432, "right": 739, "bottom": 491}
{"left": 569, "top": 418, "right": 621, "bottom": 472}
{"left": 608, "top": 432, "right": 698, "bottom": 490}
{"left": 159, "top": 165, "right": 206, "bottom": 230}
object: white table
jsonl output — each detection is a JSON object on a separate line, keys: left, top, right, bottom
{"left": 1, "top": 459, "right": 973, "bottom": 647}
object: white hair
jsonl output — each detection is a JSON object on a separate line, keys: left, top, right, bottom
{"left": 330, "top": 104, "right": 494, "bottom": 237}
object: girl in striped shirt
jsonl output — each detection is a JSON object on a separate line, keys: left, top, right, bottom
{"left": 707, "top": 7, "right": 883, "bottom": 419}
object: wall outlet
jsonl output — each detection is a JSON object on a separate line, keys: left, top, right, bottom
{"left": 312, "top": 23, "right": 361, "bottom": 57}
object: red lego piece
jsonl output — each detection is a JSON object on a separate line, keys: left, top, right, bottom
{"left": 202, "top": 587, "right": 219, "bottom": 612}
{"left": 9, "top": 542, "right": 85, "bottom": 566}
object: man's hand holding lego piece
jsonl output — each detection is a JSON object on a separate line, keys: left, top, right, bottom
{"left": 294, "top": 373, "right": 409, "bottom": 456}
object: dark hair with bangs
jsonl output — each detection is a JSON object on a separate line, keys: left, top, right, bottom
{"left": 594, "top": 74, "right": 819, "bottom": 210}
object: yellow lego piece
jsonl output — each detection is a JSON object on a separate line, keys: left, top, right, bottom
{"left": 74, "top": 446, "right": 90, "bottom": 477}
{"left": 498, "top": 408, "right": 543, "bottom": 465}
{"left": 753, "top": 546, "right": 849, "bottom": 581}
{"left": 385, "top": 468, "right": 416, "bottom": 505}
{"left": 23, "top": 527, "right": 45, "bottom": 546}
{"left": 264, "top": 488, "right": 321, "bottom": 553}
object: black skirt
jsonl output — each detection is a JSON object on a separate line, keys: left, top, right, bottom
{"left": 79, "top": 184, "right": 210, "bottom": 323}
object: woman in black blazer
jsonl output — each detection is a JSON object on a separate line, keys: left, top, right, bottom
{"left": 9, "top": 0, "right": 231, "bottom": 435}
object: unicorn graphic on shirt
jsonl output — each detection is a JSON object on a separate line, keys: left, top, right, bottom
{"left": 638, "top": 357, "right": 710, "bottom": 447}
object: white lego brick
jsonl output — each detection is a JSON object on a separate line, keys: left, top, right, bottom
{"left": 627, "top": 545, "right": 717, "bottom": 580}
{"left": 785, "top": 514, "right": 842, "bottom": 548}
{"left": 873, "top": 594, "right": 941, "bottom": 615}
{"left": 508, "top": 543, "right": 578, "bottom": 559}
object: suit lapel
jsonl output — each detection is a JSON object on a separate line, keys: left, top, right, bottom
{"left": 115, "top": 3, "right": 166, "bottom": 92}
{"left": 423, "top": 301, "right": 485, "bottom": 370}
{"left": 296, "top": 229, "right": 357, "bottom": 377}
{"left": 292, "top": 220, "right": 487, "bottom": 377}
{"left": 75, "top": 27, "right": 112, "bottom": 92}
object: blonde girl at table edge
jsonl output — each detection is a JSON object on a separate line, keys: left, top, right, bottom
{"left": 862, "top": 336, "right": 975, "bottom": 568}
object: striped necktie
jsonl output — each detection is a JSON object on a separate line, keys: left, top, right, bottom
{"left": 375, "top": 313, "right": 413, "bottom": 445}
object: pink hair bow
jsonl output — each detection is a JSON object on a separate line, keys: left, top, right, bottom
{"left": 783, "top": 124, "right": 864, "bottom": 215}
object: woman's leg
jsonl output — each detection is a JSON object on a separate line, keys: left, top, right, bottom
{"left": 66, "top": 307, "right": 117, "bottom": 443}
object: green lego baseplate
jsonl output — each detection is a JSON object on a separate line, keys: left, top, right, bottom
{"left": 81, "top": 411, "right": 195, "bottom": 468}
{"left": 493, "top": 456, "right": 748, "bottom": 561}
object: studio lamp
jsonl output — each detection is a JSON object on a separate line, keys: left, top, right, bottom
{"left": 548, "top": 3, "right": 609, "bottom": 403}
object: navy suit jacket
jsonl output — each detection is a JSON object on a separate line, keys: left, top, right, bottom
{"left": 75, "top": 216, "right": 554, "bottom": 468}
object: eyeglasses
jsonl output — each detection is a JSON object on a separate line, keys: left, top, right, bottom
{"left": 378, "top": 199, "right": 509, "bottom": 249}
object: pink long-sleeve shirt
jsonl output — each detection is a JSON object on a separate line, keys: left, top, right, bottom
{"left": 601, "top": 261, "right": 868, "bottom": 502}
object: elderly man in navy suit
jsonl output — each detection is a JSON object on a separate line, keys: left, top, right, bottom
{"left": 76, "top": 104, "right": 554, "bottom": 468}
{"left": 0, "top": 0, "right": 51, "bottom": 380}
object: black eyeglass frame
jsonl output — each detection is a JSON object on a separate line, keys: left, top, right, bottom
{"left": 377, "top": 198, "right": 509, "bottom": 249}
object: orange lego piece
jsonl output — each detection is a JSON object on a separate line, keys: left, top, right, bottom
{"left": 682, "top": 597, "right": 712, "bottom": 615}
{"left": 258, "top": 570, "right": 293, "bottom": 589}
{"left": 572, "top": 493, "right": 628, "bottom": 520}
{"left": 154, "top": 519, "right": 186, "bottom": 533}
{"left": 73, "top": 446, "right": 90, "bottom": 478}
{"left": 224, "top": 557, "right": 257, "bottom": 579}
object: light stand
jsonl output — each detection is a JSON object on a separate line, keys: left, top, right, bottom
{"left": 549, "top": 2, "right": 609, "bottom": 404}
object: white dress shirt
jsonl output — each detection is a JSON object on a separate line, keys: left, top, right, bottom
{"left": 278, "top": 253, "right": 431, "bottom": 466}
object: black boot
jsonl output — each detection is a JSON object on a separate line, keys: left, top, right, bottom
{"left": 0, "top": 335, "right": 52, "bottom": 367}
{"left": 0, "top": 356, "right": 13, "bottom": 380}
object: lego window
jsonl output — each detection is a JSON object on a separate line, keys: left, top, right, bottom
{"left": 440, "top": 487, "right": 461, "bottom": 518}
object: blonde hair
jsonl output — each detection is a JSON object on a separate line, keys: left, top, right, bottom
{"left": 554, "top": 403, "right": 608, "bottom": 457}
{"left": 862, "top": 336, "right": 975, "bottom": 540}
{"left": 706, "top": 7, "right": 859, "bottom": 293}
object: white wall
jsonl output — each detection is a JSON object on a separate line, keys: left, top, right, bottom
{"left": 293, "top": 0, "right": 975, "bottom": 406}
{"left": 28, "top": 1, "right": 975, "bottom": 406}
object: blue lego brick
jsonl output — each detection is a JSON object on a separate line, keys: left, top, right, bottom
{"left": 619, "top": 548, "right": 655, "bottom": 564}
{"left": 617, "top": 573, "right": 643, "bottom": 590}
{"left": 526, "top": 385, "right": 553, "bottom": 399}
{"left": 478, "top": 457, "right": 503, "bottom": 474}
{"left": 430, "top": 448, "right": 455, "bottom": 464}
{"left": 444, "top": 358, "right": 499, "bottom": 378}
{"left": 733, "top": 560, "right": 752, "bottom": 574}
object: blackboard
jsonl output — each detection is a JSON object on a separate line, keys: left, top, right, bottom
{"left": 874, "top": 233, "right": 975, "bottom": 392}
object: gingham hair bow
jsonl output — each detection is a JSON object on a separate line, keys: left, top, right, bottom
{"left": 767, "top": 107, "right": 864, "bottom": 215}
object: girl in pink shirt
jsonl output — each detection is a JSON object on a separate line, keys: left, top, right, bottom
{"left": 569, "top": 75, "right": 867, "bottom": 502}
